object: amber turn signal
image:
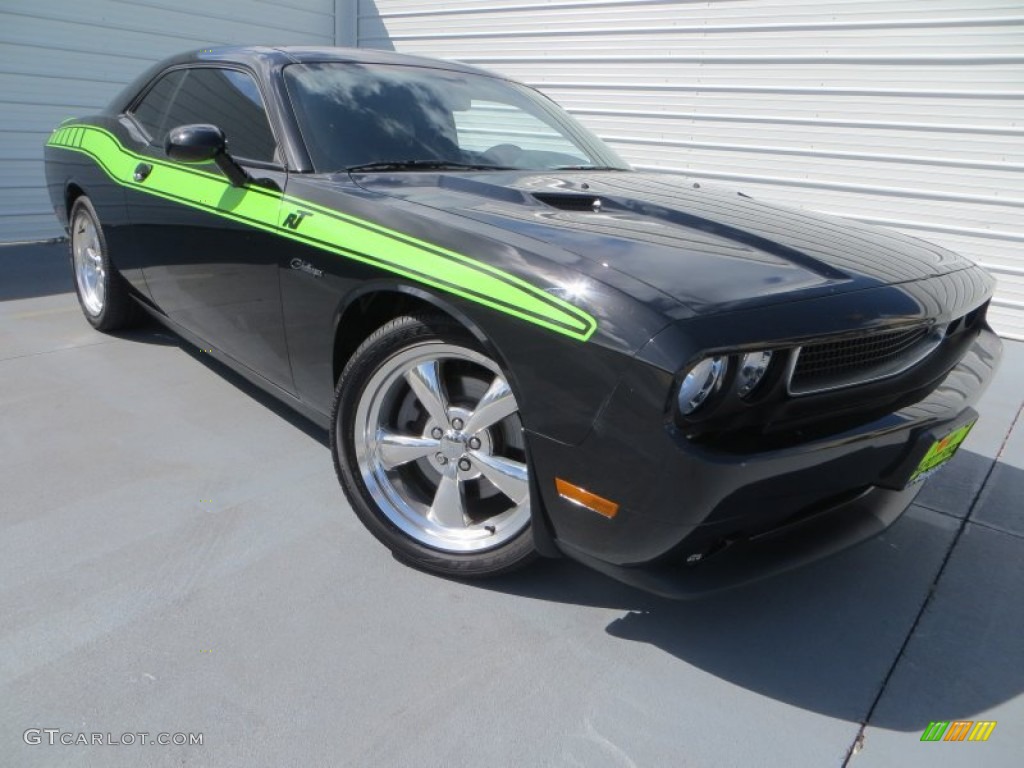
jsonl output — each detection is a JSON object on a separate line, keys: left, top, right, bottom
{"left": 555, "top": 478, "right": 619, "bottom": 519}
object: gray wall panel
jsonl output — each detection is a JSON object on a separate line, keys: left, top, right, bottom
{"left": 0, "top": 0, "right": 334, "bottom": 243}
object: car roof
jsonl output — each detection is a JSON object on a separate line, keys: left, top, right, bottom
{"left": 170, "top": 45, "right": 500, "bottom": 78}
{"left": 105, "top": 45, "right": 507, "bottom": 121}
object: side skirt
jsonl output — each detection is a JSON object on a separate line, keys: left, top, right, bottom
{"left": 133, "top": 301, "right": 331, "bottom": 432}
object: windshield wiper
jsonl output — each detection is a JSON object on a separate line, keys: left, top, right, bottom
{"left": 549, "top": 164, "right": 623, "bottom": 171}
{"left": 346, "top": 159, "right": 514, "bottom": 173}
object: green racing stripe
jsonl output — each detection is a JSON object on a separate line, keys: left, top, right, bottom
{"left": 47, "top": 124, "right": 597, "bottom": 341}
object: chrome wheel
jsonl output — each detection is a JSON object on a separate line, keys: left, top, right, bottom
{"left": 353, "top": 341, "right": 530, "bottom": 553}
{"left": 72, "top": 208, "right": 105, "bottom": 316}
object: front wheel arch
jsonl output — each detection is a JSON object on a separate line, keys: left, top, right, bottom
{"left": 330, "top": 284, "right": 505, "bottom": 385}
{"left": 328, "top": 285, "right": 560, "bottom": 559}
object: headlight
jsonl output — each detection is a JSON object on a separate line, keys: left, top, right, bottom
{"left": 678, "top": 356, "right": 725, "bottom": 414}
{"left": 736, "top": 350, "right": 772, "bottom": 398}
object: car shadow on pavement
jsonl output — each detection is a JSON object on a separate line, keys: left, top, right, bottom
{"left": 477, "top": 453, "right": 1024, "bottom": 733}
{"left": 112, "top": 317, "right": 332, "bottom": 448}
{"left": 0, "top": 241, "right": 71, "bottom": 301}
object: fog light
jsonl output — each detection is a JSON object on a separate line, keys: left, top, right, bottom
{"left": 678, "top": 356, "right": 725, "bottom": 414}
{"left": 737, "top": 350, "right": 772, "bottom": 397}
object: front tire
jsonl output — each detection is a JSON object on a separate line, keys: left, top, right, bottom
{"left": 331, "top": 314, "right": 537, "bottom": 577}
{"left": 69, "top": 195, "right": 139, "bottom": 331}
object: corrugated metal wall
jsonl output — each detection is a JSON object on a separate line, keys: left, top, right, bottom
{"left": 0, "top": 0, "right": 335, "bottom": 244}
{"left": 358, "top": 0, "right": 1024, "bottom": 340}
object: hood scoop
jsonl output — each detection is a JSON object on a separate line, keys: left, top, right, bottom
{"left": 533, "top": 192, "right": 603, "bottom": 213}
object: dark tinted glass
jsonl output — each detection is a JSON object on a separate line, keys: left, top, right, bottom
{"left": 162, "top": 68, "right": 277, "bottom": 163}
{"left": 283, "top": 62, "right": 628, "bottom": 172}
{"left": 130, "top": 69, "right": 187, "bottom": 140}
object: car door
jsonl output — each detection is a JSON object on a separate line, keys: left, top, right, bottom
{"left": 122, "top": 65, "right": 294, "bottom": 391}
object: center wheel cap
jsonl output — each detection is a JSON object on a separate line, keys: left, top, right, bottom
{"left": 423, "top": 408, "right": 493, "bottom": 479}
{"left": 440, "top": 432, "right": 465, "bottom": 461}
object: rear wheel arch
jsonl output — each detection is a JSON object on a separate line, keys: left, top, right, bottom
{"left": 68, "top": 195, "right": 140, "bottom": 331}
{"left": 66, "top": 181, "right": 135, "bottom": 277}
{"left": 65, "top": 182, "right": 86, "bottom": 219}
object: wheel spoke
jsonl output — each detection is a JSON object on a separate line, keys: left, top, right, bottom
{"left": 428, "top": 473, "right": 468, "bottom": 529}
{"left": 404, "top": 361, "right": 449, "bottom": 427}
{"left": 463, "top": 375, "right": 517, "bottom": 434}
{"left": 376, "top": 429, "right": 439, "bottom": 470}
{"left": 473, "top": 453, "right": 529, "bottom": 504}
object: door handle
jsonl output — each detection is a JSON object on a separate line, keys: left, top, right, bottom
{"left": 133, "top": 163, "right": 152, "bottom": 182}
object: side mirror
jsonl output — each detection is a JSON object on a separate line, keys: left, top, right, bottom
{"left": 165, "top": 123, "right": 225, "bottom": 163}
{"left": 165, "top": 123, "right": 249, "bottom": 187}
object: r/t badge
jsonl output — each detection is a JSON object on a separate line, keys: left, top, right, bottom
{"left": 282, "top": 210, "right": 312, "bottom": 230}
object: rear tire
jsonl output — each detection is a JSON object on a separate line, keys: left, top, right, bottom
{"left": 69, "top": 195, "right": 139, "bottom": 331}
{"left": 331, "top": 313, "right": 537, "bottom": 577}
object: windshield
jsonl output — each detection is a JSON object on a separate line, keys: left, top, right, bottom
{"left": 282, "top": 62, "right": 630, "bottom": 173}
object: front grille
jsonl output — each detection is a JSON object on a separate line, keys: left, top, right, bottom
{"left": 789, "top": 325, "right": 938, "bottom": 395}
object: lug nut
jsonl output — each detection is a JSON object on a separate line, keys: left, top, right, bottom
{"left": 430, "top": 427, "right": 443, "bottom": 439}
{"left": 458, "top": 458, "right": 472, "bottom": 471}
{"left": 435, "top": 453, "right": 448, "bottom": 465}
{"left": 451, "top": 417, "right": 464, "bottom": 430}
{"left": 468, "top": 437, "right": 481, "bottom": 450}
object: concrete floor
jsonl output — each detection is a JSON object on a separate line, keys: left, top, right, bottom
{"left": 2, "top": 242, "right": 1022, "bottom": 768}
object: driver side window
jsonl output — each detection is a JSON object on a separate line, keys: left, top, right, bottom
{"left": 131, "top": 67, "right": 278, "bottom": 164}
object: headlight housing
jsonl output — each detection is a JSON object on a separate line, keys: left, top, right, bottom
{"left": 736, "top": 350, "right": 772, "bottom": 398}
{"left": 678, "top": 356, "right": 725, "bottom": 414}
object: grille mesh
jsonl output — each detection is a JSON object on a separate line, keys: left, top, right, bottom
{"left": 791, "top": 326, "right": 931, "bottom": 393}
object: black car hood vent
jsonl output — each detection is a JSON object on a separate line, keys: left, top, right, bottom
{"left": 533, "top": 192, "right": 603, "bottom": 212}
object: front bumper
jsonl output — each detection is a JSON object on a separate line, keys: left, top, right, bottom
{"left": 558, "top": 483, "right": 919, "bottom": 598}
{"left": 530, "top": 325, "right": 1002, "bottom": 598}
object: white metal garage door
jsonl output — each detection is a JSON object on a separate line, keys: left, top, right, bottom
{"left": 0, "top": 0, "right": 336, "bottom": 244}
{"left": 357, "top": 0, "right": 1024, "bottom": 340}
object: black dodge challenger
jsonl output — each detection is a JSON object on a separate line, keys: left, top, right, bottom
{"left": 44, "top": 46, "right": 1001, "bottom": 597}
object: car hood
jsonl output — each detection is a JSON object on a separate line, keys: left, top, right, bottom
{"left": 351, "top": 170, "right": 973, "bottom": 315}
